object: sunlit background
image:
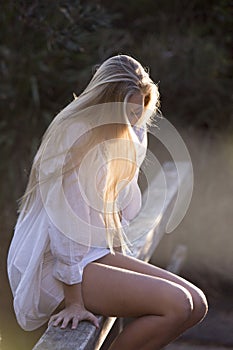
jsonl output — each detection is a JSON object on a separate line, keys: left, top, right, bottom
{"left": 0, "top": 1, "right": 232, "bottom": 349}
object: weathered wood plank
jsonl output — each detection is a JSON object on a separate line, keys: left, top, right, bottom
{"left": 33, "top": 161, "right": 190, "bottom": 350}
{"left": 33, "top": 317, "right": 116, "bottom": 350}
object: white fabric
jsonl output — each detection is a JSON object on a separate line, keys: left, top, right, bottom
{"left": 7, "top": 126, "right": 147, "bottom": 331}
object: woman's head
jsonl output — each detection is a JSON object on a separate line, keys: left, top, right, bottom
{"left": 81, "top": 55, "right": 160, "bottom": 126}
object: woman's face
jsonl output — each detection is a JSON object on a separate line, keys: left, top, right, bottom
{"left": 127, "top": 93, "right": 145, "bottom": 125}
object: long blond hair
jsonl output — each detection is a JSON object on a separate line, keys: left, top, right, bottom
{"left": 18, "top": 55, "right": 160, "bottom": 253}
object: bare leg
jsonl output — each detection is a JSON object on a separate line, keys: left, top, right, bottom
{"left": 97, "top": 252, "right": 208, "bottom": 327}
{"left": 81, "top": 255, "right": 207, "bottom": 350}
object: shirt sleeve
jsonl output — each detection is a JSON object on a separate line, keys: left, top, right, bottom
{"left": 47, "top": 168, "right": 91, "bottom": 285}
{"left": 48, "top": 224, "right": 88, "bottom": 285}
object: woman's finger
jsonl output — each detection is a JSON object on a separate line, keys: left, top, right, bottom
{"left": 48, "top": 312, "right": 62, "bottom": 325}
{"left": 61, "top": 317, "right": 70, "bottom": 329}
{"left": 71, "top": 316, "right": 79, "bottom": 329}
{"left": 87, "top": 313, "right": 99, "bottom": 328}
{"left": 48, "top": 315, "right": 56, "bottom": 326}
{"left": 52, "top": 316, "right": 63, "bottom": 327}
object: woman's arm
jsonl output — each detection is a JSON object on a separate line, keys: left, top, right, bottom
{"left": 64, "top": 282, "right": 84, "bottom": 307}
{"left": 48, "top": 282, "right": 99, "bottom": 329}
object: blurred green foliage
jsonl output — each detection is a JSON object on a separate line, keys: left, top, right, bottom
{"left": 0, "top": 0, "right": 232, "bottom": 211}
{"left": 0, "top": 0, "right": 115, "bottom": 204}
{"left": 103, "top": 0, "right": 232, "bottom": 128}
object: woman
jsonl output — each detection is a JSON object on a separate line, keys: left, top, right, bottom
{"left": 8, "top": 55, "right": 208, "bottom": 349}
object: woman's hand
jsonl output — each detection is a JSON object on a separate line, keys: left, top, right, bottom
{"left": 48, "top": 303, "right": 99, "bottom": 329}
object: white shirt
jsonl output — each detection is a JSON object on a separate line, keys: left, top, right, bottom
{"left": 7, "top": 125, "right": 147, "bottom": 330}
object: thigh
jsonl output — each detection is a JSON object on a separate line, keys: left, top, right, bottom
{"left": 81, "top": 260, "right": 189, "bottom": 318}
{"left": 96, "top": 252, "right": 203, "bottom": 299}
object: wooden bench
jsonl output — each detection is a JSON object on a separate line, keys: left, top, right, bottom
{"left": 33, "top": 161, "right": 190, "bottom": 350}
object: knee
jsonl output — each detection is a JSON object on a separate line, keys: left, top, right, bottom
{"left": 167, "top": 287, "right": 194, "bottom": 325}
{"left": 192, "top": 288, "right": 208, "bottom": 324}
